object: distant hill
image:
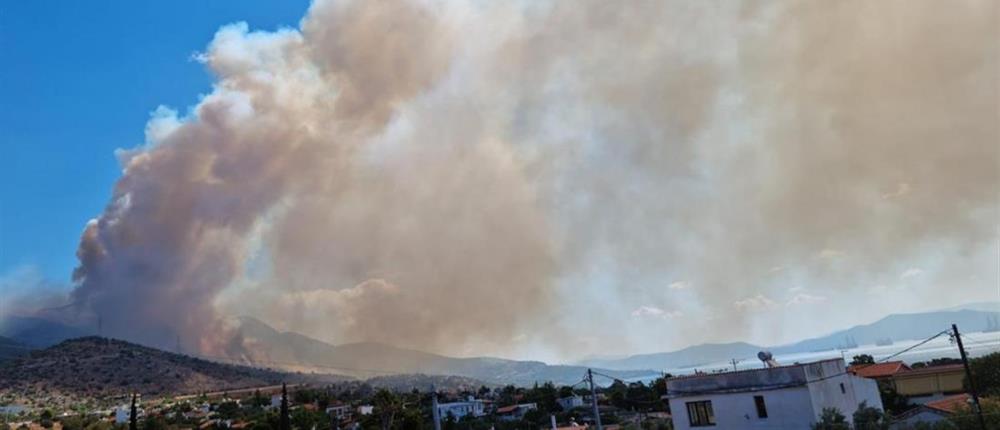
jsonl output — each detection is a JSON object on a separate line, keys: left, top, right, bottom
{"left": 771, "top": 309, "right": 1000, "bottom": 355}
{"left": 0, "top": 337, "right": 325, "bottom": 409}
{"left": 578, "top": 342, "right": 763, "bottom": 371}
{"left": 0, "top": 316, "right": 93, "bottom": 347}
{"left": 0, "top": 336, "right": 30, "bottom": 362}
{"left": 579, "top": 308, "right": 1000, "bottom": 370}
{"left": 233, "top": 316, "right": 657, "bottom": 386}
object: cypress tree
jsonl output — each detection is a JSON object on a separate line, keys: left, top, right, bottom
{"left": 129, "top": 393, "right": 138, "bottom": 430}
{"left": 280, "top": 383, "right": 290, "bottom": 430}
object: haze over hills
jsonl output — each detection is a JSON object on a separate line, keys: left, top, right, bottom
{"left": 0, "top": 336, "right": 28, "bottom": 362}
{"left": 232, "top": 316, "right": 655, "bottom": 386}
{"left": 3, "top": 303, "right": 996, "bottom": 384}
{"left": 0, "top": 316, "right": 92, "bottom": 348}
{"left": 0, "top": 337, "right": 327, "bottom": 409}
{"left": 578, "top": 307, "right": 1000, "bottom": 370}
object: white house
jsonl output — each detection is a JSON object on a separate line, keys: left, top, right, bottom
{"left": 327, "top": 404, "right": 353, "bottom": 420}
{"left": 666, "top": 358, "right": 882, "bottom": 429}
{"left": 114, "top": 405, "right": 142, "bottom": 424}
{"left": 557, "top": 395, "right": 586, "bottom": 411}
{"left": 437, "top": 400, "right": 486, "bottom": 420}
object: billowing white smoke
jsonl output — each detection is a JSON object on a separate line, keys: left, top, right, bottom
{"left": 70, "top": 0, "right": 997, "bottom": 358}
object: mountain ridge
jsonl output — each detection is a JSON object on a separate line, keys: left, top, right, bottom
{"left": 577, "top": 308, "right": 1000, "bottom": 370}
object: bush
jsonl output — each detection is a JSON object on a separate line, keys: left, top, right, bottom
{"left": 812, "top": 407, "right": 849, "bottom": 430}
{"left": 852, "top": 401, "right": 890, "bottom": 430}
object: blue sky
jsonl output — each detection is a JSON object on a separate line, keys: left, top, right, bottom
{"left": 0, "top": 1, "right": 310, "bottom": 283}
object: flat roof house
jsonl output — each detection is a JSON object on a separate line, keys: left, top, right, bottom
{"left": 666, "top": 358, "right": 882, "bottom": 429}
{"left": 437, "top": 399, "right": 486, "bottom": 420}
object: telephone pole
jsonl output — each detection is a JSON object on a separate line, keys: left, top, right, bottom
{"left": 587, "top": 369, "right": 603, "bottom": 430}
{"left": 431, "top": 385, "right": 442, "bottom": 430}
{"left": 952, "top": 324, "right": 986, "bottom": 430}
{"left": 730, "top": 358, "right": 740, "bottom": 372}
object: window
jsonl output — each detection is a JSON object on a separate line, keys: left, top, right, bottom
{"left": 754, "top": 395, "right": 768, "bottom": 418}
{"left": 840, "top": 383, "right": 846, "bottom": 394}
{"left": 686, "top": 401, "right": 716, "bottom": 427}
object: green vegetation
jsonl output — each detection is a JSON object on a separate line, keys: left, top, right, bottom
{"left": 968, "top": 351, "right": 1000, "bottom": 397}
{"left": 850, "top": 354, "right": 875, "bottom": 366}
{"left": 811, "top": 407, "right": 849, "bottom": 430}
{"left": 852, "top": 401, "right": 890, "bottom": 430}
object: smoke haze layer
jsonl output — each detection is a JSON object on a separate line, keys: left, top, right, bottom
{"left": 69, "top": 0, "right": 998, "bottom": 359}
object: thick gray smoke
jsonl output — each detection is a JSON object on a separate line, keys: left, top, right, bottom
{"left": 70, "top": 0, "right": 997, "bottom": 358}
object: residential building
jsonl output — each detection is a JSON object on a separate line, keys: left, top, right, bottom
{"left": 890, "top": 394, "right": 971, "bottom": 429}
{"left": 357, "top": 405, "right": 374, "bottom": 415}
{"left": 891, "top": 364, "right": 966, "bottom": 404}
{"left": 327, "top": 404, "right": 353, "bottom": 421}
{"left": 847, "top": 361, "right": 910, "bottom": 383}
{"left": 437, "top": 400, "right": 486, "bottom": 420}
{"left": 496, "top": 403, "right": 538, "bottom": 421}
{"left": 558, "top": 395, "right": 586, "bottom": 411}
{"left": 666, "top": 358, "right": 882, "bottom": 429}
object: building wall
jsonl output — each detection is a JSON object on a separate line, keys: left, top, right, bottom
{"left": 894, "top": 369, "right": 965, "bottom": 397}
{"left": 806, "top": 372, "right": 883, "bottom": 421}
{"left": 668, "top": 386, "right": 816, "bottom": 430}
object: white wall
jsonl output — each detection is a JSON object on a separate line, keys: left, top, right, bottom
{"left": 669, "top": 386, "right": 816, "bottom": 430}
{"left": 806, "top": 371, "right": 884, "bottom": 422}
{"left": 669, "top": 377, "right": 883, "bottom": 429}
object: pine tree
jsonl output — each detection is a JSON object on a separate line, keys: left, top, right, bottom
{"left": 280, "top": 383, "right": 291, "bottom": 430}
{"left": 129, "top": 393, "right": 138, "bottom": 430}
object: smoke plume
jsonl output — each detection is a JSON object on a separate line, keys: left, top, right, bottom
{"left": 69, "top": 0, "right": 997, "bottom": 358}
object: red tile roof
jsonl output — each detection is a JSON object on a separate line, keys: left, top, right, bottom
{"left": 925, "top": 394, "right": 971, "bottom": 414}
{"left": 848, "top": 361, "right": 910, "bottom": 378}
{"left": 894, "top": 364, "right": 965, "bottom": 378}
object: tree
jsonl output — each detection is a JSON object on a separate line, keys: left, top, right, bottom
{"left": 968, "top": 351, "right": 1000, "bottom": 396}
{"left": 852, "top": 401, "right": 890, "bottom": 430}
{"left": 280, "top": 383, "right": 291, "bottom": 430}
{"left": 373, "top": 389, "right": 401, "bottom": 430}
{"left": 949, "top": 400, "right": 1000, "bottom": 429}
{"left": 851, "top": 354, "right": 875, "bottom": 366}
{"left": 129, "top": 393, "right": 138, "bottom": 430}
{"left": 877, "top": 381, "right": 910, "bottom": 415}
{"left": 811, "top": 407, "right": 848, "bottom": 430}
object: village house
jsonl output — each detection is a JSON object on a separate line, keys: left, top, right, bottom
{"left": 496, "top": 403, "right": 538, "bottom": 421}
{"left": 890, "top": 394, "right": 972, "bottom": 429}
{"left": 326, "top": 404, "right": 353, "bottom": 421}
{"left": 436, "top": 399, "right": 486, "bottom": 420}
{"left": 847, "top": 361, "right": 911, "bottom": 383}
{"left": 666, "top": 358, "right": 882, "bottom": 429}
{"left": 890, "top": 364, "right": 966, "bottom": 404}
{"left": 557, "top": 394, "right": 586, "bottom": 411}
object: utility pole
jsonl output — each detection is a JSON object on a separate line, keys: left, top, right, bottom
{"left": 431, "top": 385, "right": 442, "bottom": 430}
{"left": 587, "top": 369, "right": 603, "bottom": 430}
{"left": 952, "top": 324, "right": 986, "bottom": 430}
{"left": 730, "top": 358, "right": 740, "bottom": 372}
